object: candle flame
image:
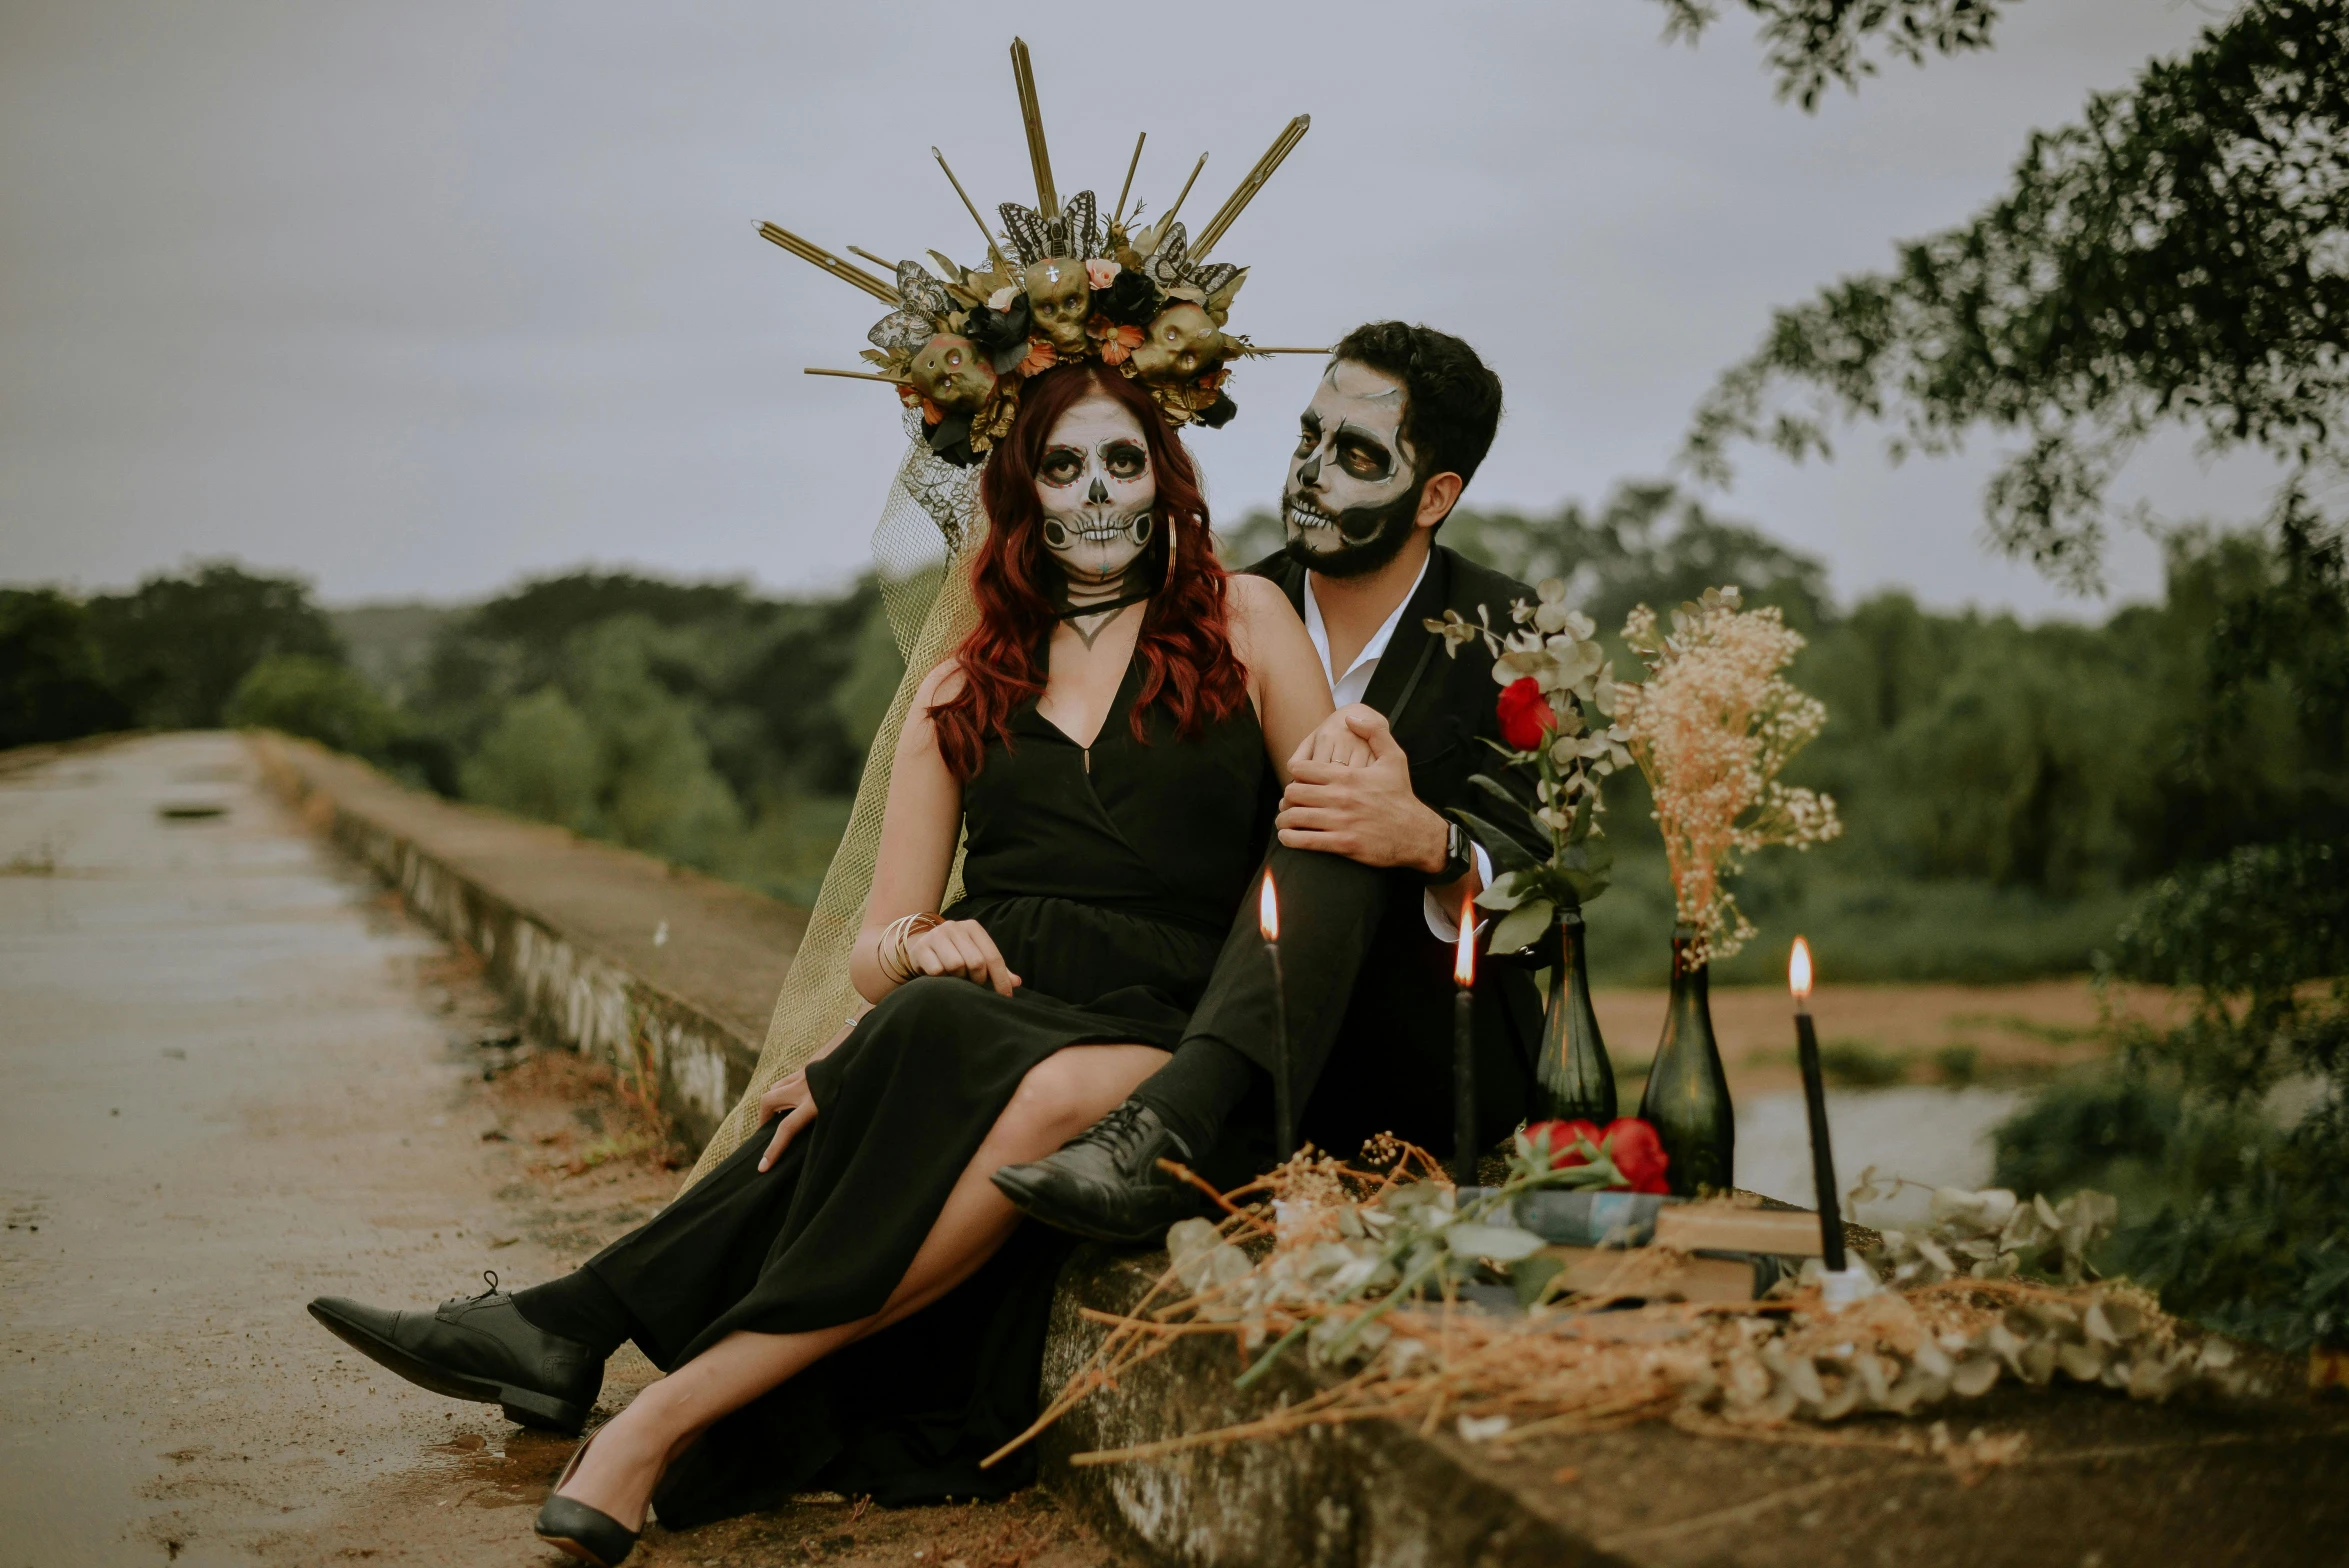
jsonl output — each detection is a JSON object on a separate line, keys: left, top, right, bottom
{"left": 1789, "top": 935, "right": 1814, "bottom": 1002}
{"left": 1258, "top": 868, "right": 1279, "bottom": 942}
{"left": 1453, "top": 887, "right": 1476, "bottom": 988}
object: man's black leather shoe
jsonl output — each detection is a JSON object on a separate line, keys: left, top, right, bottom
{"left": 991, "top": 1100, "right": 1207, "bottom": 1247}
{"left": 308, "top": 1271, "right": 603, "bottom": 1434}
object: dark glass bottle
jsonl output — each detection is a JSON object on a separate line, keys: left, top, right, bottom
{"left": 1637, "top": 925, "right": 1735, "bottom": 1196}
{"left": 1534, "top": 911, "right": 1616, "bottom": 1124}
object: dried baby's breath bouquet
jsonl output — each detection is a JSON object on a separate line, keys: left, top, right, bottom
{"left": 1615, "top": 585, "right": 1841, "bottom": 966}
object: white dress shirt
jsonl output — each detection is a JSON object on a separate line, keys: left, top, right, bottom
{"left": 1300, "top": 559, "right": 1492, "bottom": 942}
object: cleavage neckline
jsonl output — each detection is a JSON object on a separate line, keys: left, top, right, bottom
{"left": 1029, "top": 640, "right": 1144, "bottom": 752}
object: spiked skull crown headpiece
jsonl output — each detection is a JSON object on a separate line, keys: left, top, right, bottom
{"left": 761, "top": 38, "right": 1313, "bottom": 466}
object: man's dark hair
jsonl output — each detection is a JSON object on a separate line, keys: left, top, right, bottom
{"left": 1331, "top": 321, "right": 1504, "bottom": 493}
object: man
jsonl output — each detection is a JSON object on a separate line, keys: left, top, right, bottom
{"left": 993, "top": 321, "right": 1550, "bottom": 1243}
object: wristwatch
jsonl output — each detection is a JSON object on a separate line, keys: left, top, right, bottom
{"left": 1425, "top": 817, "right": 1473, "bottom": 886}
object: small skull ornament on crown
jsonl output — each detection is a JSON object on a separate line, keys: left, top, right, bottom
{"left": 762, "top": 38, "right": 1317, "bottom": 466}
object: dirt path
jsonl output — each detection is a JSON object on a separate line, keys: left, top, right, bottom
{"left": 0, "top": 735, "right": 1125, "bottom": 1568}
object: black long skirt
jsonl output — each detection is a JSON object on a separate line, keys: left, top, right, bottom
{"left": 584, "top": 897, "right": 1218, "bottom": 1527}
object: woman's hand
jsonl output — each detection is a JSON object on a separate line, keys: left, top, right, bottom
{"left": 757, "top": 1069, "right": 817, "bottom": 1171}
{"left": 902, "top": 918, "right": 1022, "bottom": 997}
{"left": 754, "top": 1015, "right": 862, "bottom": 1171}
{"left": 1290, "top": 705, "right": 1379, "bottom": 770}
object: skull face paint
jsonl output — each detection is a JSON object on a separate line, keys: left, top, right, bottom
{"left": 1282, "top": 359, "right": 1423, "bottom": 579}
{"left": 908, "top": 334, "right": 997, "bottom": 414}
{"left": 1037, "top": 392, "right": 1158, "bottom": 603}
{"left": 1129, "top": 302, "right": 1232, "bottom": 387}
{"left": 1023, "top": 258, "right": 1092, "bottom": 356}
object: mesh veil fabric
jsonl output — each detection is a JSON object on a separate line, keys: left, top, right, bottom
{"left": 685, "top": 428, "right": 985, "bottom": 1184}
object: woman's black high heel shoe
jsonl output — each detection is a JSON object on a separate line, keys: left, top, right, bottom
{"left": 533, "top": 1428, "right": 640, "bottom": 1567}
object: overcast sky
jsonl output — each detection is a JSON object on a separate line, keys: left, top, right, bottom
{"left": 0, "top": 0, "right": 2273, "bottom": 615}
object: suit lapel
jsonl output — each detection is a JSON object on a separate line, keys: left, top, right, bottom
{"left": 1360, "top": 547, "right": 1452, "bottom": 737}
{"left": 1253, "top": 552, "right": 1307, "bottom": 615}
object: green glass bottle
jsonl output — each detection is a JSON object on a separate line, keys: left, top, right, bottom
{"left": 1534, "top": 911, "right": 1616, "bottom": 1124}
{"left": 1637, "top": 925, "right": 1735, "bottom": 1196}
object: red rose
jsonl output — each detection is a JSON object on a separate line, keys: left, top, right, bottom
{"left": 1527, "top": 1119, "right": 1603, "bottom": 1169}
{"left": 1496, "top": 678, "right": 1557, "bottom": 752}
{"left": 1600, "top": 1117, "right": 1671, "bottom": 1194}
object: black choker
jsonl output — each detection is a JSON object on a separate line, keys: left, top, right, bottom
{"left": 1052, "top": 587, "right": 1154, "bottom": 624}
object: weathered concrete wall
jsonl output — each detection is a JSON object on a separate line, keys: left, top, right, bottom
{"left": 1042, "top": 1254, "right": 1607, "bottom": 1568}
{"left": 254, "top": 735, "right": 794, "bottom": 1148}
{"left": 254, "top": 733, "right": 2349, "bottom": 1568}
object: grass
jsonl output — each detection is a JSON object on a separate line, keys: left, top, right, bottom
{"left": 1816, "top": 1038, "right": 1908, "bottom": 1086}
{"left": 1933, "top": 1043, "right": 1981, "bottom": 1086}
{"left": 1948, "top": 1011, "right": 2099, "bottom": 1046}
{"left": 1582, "top": 843, "right": 2133, "bottom": 987}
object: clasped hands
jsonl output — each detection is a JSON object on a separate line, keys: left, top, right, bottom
{"left": 1276, "top": 704, "right": 1451, "bottom": 875}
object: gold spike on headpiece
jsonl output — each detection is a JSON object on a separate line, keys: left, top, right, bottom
{"left": 804, "top": 367, "right": 906, "bottom": 384}
{"left": 930, "top": 148, "right": 1008, "bottom": 273}
{"left": 758, "top": 223, "right": 900, "bottom": 304}
{"left": 1193, "top": 115, "right": 1309, "bottom": 260}
{"left": 1111, "top": 132, "right": 1146, "bottom": 228}
{"left": 847, "top": 247, "right": 902, "bottom": 274}
{"left": 1160, "top": 152, "right": 1207, "bottom": 231}
{"left": 1009, "top": 38, "right": 1058, "bottom": 221}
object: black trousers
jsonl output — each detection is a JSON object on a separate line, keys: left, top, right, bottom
{"left": 1178, "top": 845, "right": 1537, "bottom": 1176}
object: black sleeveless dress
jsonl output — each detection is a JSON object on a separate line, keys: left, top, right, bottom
{"left": 583, "top": 649, "right": 1266, "bottom": 1526}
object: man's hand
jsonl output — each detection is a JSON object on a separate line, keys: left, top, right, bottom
{"left": 1277, "top": 707, "right": 1449, "bottom": 871}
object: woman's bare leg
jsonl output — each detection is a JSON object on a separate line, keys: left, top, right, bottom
{"left": 553, "top": 1042, "right": 1167, "bottom": 1527}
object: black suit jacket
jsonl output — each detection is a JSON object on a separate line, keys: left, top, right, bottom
{"left": 1249, "top": 544, "right": 1550, "bottom": 1156}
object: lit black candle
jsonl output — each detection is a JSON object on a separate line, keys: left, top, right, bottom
{"left": 1260, "top": 869, "right": 1292, "bottom": 1158}
{"left": 1452, "top": 886, "right": 1478, "bottom": 1188}
{"left": 1789, "top": 936, "right": 1848, "bottom": 1273}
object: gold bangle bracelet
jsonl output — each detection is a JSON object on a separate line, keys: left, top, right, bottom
{"left": 880, "top": 912, "right": 943, "bottom": 986}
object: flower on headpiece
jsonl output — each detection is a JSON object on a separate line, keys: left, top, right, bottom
{"left": 987, "top": 284, "right": 1018, "bottom": 312}
{"left": 1087, "top": 316, "right": 1144, "bottom": 367}
{"left": 1017, "top": 337, "right": 1058, "bottom": 378}
{"left": 1092, "top": 266, "right": 1161, "bottom": 329}
{"left": 961, "top": 296, "right": 1034, "bottom": 374}
{"left": 1084, "top": 258, "right": 1121, "bottom": 291}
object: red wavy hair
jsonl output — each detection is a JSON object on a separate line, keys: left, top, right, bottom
{"left": 929, "top": 363, "right": 1248, "bottom": 781}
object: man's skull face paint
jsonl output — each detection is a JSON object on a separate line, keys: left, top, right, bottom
{"left": 1282, "top": 360, "right": 1422, "bottom": 578}
{"left": 908, "top": 334, "right": 997, "bottom": 414}
{"left": 1037, "top": 393, "right": 1156, "bottom": 588}
{"left": 1023, "top": 258, "right": 1092, "bottom": 356}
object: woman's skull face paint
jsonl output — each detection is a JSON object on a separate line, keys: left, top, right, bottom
{"left": 1037, "top": 393, "right": 1156, "bottom": 589}
{"left": 1282, "top": 360, "right": 1423, "bottom": 579}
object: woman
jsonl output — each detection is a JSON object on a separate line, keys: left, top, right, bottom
{"left": 311, "top": 361, "right": 1334, "bottom": 1564}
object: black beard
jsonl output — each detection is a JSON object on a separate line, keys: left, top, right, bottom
{"left": 1282, "top": 482, "right": 1423, "bottom": 580}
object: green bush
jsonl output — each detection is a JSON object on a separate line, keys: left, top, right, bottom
{"left": 461, "top": 688, "right": 600, "bottom": 831}
{"left": 1993, "top": 841, "right": 2349, "bottom": 1349}
{"left": 226, "top": 654, "right": 401, "bottom": 759}
{"left": 0, "top": 589, "right": 130, "bottom": 747}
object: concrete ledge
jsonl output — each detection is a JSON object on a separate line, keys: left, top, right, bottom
{"left": 256, "top": 733, "right": 2349, "bottom": 1568}
{"left": 1043, "top": 1252, "right": 1595, "bottom": 1568}
{"left": 254, "top": 734, "right": 801, "bottom": 1147}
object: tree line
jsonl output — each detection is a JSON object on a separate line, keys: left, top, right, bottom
{"left": 9, "top": 480, "right": 2339, "bottom": 983}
